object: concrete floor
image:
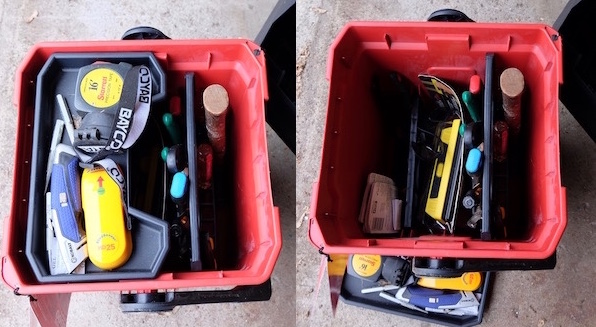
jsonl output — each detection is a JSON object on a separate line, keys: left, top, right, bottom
{"left": 0, "top": 1, "right": 296, "bottom": 326}
{"left": 296, "top": 1, "right": 596, "bottom": 327}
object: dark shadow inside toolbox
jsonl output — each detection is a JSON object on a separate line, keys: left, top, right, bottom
{"left": 555, "top": 0, "right": 596, "bottom": 143}
{"left": 127, "top": 77, "right": 239, "bottom": 272}
{"left": 25, "top": 53, "right": 241, "bottom": 283}
{"left": 344, "top": 50, "right": 535, "bottom": 240}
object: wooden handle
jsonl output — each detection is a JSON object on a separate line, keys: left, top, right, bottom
{"left": 203, "top": 84, "right": 229, "bottom": 161}
{"left": 500, "top": 68, "right": 524, "bottom": 136}
{"left": 197, "top": 143, "right": 213, "bottom": 190}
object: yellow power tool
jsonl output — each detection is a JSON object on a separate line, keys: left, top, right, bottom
{"left": 81, "top": 166, "right": 132, "bottom": 270}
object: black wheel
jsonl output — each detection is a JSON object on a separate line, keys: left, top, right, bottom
{"left": 412, "top": 258, "right": 466, "bottom": 277}
{"left": 428, "top": 9, "right": 474, "bottom": 22}
{"left": 122, "top": 26, "right": 170, "bottom": 40}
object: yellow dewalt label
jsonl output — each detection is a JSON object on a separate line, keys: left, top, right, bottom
{"left": 80, "top": 68, "right": 123, "bottom": 108}
{"left": 351, "top": 254, "right": 382, "bottom": 277}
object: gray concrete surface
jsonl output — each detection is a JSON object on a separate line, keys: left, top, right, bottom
{"left": 296, "top": 1, "right": 596, "bottom": 327}
{"left": 0, "top": 1, "right": 295, "bottom": 326}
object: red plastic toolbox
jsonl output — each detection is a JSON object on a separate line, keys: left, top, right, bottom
{"left": 2, "top": 39, "right": 281, "bottom": 294}
{"left": 309, "top": 22, "right": 567, "bottom": 259}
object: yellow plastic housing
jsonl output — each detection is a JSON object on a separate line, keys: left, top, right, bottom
{"left": 81, "top": 167, "right": 132, "bottom": 270}
{"left": 417, "top": 272, "right": 482, "bottom": 291}
{"left": 425, "top": 119, "right": 461, "bottom": 222}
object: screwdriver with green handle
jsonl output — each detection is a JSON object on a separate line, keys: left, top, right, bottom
{"left": 462, "top": 91, "right": 481, "bottom": 122}
{"left": 163, "top": 113, "right": 182, "bottom": 144}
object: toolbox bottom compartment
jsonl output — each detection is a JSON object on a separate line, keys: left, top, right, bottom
{"left": 341, "top": 272, "right": 491, "bottom": 327}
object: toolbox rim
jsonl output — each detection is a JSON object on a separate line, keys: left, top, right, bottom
{"left": 2, "top": 39, "right": 282, "bottom": 295}
{"left": 308, "top": 21, "right": 567, "bottom": 260}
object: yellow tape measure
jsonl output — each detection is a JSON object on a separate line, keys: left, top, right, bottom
{"left": 75, "top": 62, "right": 131, "bottom": 112}
{"left": 347, "top": 254, "right": 383, "bottom": 282}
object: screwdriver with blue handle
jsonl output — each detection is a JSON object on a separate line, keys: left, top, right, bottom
{"left": 464, "top": 147, "right": 484, "bottom": 228}
{"left": 465, "top": 148, "right": 483, "bottom": 185}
